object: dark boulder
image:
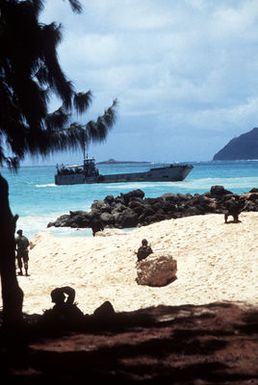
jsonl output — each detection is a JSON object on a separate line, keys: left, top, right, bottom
{"left": 69, "top": 210, "right": 87, "bottom": 217}
{"left": 121, "top": 189, "right": 145, "bottom": 204}
{"left": 210, "top": 185, "right": 233, "bottom": 197}
{"left": 100, "top": 212, "right": 114, "bottom": 226}
{"left": 111, "top": 202, "right": 127, "bottom": 213}
{"left": 91, "top": 200, "right": 111, "bottom": 213}
{"left": 115, "top": 208, "right": 139, "bottom": 228}
{"left": 103, "top": 195, "right": 115, "bottom": 204}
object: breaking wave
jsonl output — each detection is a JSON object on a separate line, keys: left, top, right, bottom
{"left": 35, "top": 183, "right": 57, "bottom": 188}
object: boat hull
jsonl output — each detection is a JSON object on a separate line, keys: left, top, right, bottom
{"left": 55, "top": 164, "right": 193, "bottom": 185}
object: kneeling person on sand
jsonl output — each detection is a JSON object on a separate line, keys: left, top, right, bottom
{"left": 42, "top": 286, "right": 84, "bottom": 327}
{"left": 136, "top": 239, "right": 153, "bottom": 262}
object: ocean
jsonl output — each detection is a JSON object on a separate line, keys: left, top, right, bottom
{"left": 1, "top": 160, "right": 258, "bottom": 239}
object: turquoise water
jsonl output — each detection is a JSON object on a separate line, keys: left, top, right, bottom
{"left": 1, "top": 160, "right": 258, "bottom": 238}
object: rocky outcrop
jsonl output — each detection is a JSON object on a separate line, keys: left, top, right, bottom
{"left": 213, "top": 127, "right": 258, "bottom": 160}
{"left": 47, "top": 186, "right": 258, "bottom": 230}
{"left": 136, "top": 254, "right": 177, "bottom": 287}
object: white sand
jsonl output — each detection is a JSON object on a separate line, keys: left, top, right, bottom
{"left": 11, "top": 212, "right": 258, "bottom": 314}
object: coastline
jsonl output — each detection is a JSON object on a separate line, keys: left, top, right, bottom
{"left": 12, "top": 212, "right": 258, "bottom": 316}
{"left": 4, "top": 161, "right": 258, "bottom": 240}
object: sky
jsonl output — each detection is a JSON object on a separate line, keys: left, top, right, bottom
{"left": 30, "top": 0, "right": 258, "bottom": 164}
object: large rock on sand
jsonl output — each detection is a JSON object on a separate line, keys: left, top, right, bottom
{"left": 136, "top": 254, "right": 177, "bottom": 287}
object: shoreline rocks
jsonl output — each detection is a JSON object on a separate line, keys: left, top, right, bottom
{"left": 47, "top": 185, "right": 258, "bottom": 230}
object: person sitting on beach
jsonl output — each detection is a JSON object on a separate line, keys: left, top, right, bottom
{"left": 42, "top": 286, "right": 84, "bottom": 328}
{"left": 15, "top": 229, "right": 30, "bottom": 276}
{"left": 224, "top": 196, "right": 246, "bottom": 224}
{"left": 136, "top": 239, "right": 153, "bottom": 262}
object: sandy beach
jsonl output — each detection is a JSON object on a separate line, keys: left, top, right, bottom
{"left": 9, "top": 212, "right": 258, "bottom": 315}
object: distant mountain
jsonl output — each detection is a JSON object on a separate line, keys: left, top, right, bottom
{"left": 97, "top": 158, "right": 150, "bottom": 164}
{"left": 213, "top": 127, "right": 258, "bottom": 160}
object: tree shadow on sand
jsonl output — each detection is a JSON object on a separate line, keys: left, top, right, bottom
{"left": 1, "top": 302, "right": 258, "bottom": 384}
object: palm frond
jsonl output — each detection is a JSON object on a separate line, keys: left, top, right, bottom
{"left": 41, "top": 23, "right": 74, "bottom": 109}
{"left": 101, "top": 98, "right": 118, "bottom": 127}
{"left": 73, "top": 91, "right": 92, "bottom": 114}
{"left": 5, "top": 121, "right": 29, "bottom": 158}
{"left": 38, "top": 122, "right": 85, "bottom": 154}
{"left": 35, "top": 65, "right": 49, "bottom": 85}
{"left": 85, "top": 98, "right": 118, "bottom": 143}
{"left": 0, "top": 145, "right": 5, "bottom": 167}
{"left": 31, "top": 0, "right": 45, "bottom": 17}
{"left": 5, "top": 156, "right": 20, "bottom": 171}
{"left": 42, "top": 22, "right": 62, "bottom": 47}
{"left": 66, "top": 0, "right": 83, "bottom": 14}
{"left": 13, "top": 76, "right": 48, "bottom": 126}
{"left": 45, "top": 106, "right": 70, "bottom": 130}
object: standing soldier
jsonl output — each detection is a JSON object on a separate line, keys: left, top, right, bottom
{"left": 15, "top": 229, "right": 30, "bottom": 276}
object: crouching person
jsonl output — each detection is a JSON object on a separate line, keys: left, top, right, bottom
{"left": 42, "top": 286, "right": 84, "bottom": 330}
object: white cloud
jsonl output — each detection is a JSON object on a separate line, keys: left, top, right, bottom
{"left": 39, "top": 0, "right": 258, "bottom": 161}
{"left": 211, "top": 0, "right": 258, "bottom": 38}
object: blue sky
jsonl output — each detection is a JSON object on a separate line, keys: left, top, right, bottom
{"left": 31, "top": 0, "right": 258, "bottom": 164}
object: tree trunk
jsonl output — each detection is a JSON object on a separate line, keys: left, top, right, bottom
{"left": 0, "top": 173, "right": 23, "bottom": 327}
